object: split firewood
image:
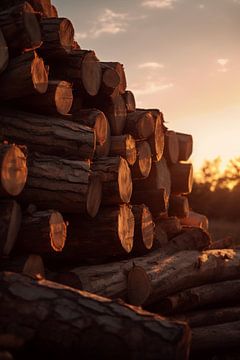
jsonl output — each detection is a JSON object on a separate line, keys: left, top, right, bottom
{"left": 168, "top": 195, "right": 190, "bottom": 218}
{"left": 0, "top": 29, "right": 8, "bottom": 74}
{"left": 0, "top": 51, "right": 48, "bottom": 100}
{"left": 0, "top": 254, "right": 45, "bottom": 280}
{"left": 0, "top": 108, "right": 96, "bottom": 160}
{"left": 170, "top": 162, "right": 193, "bottom": 195}
{"left": 131, "top": 141, "right": 152, "bottom": 179}
{"left": 19, "top": 154, "right": 102, "bottom": 217}
{"left": 0, "top": 144, "right": 27, "bottom": 197}
{"left": 0, "top": 200, "right": 22, "bottom": 256}
{"left": 123, "top": 90, "right": 136, "bottom": 112}
{"left": 155, "top": 216, "right": 182, "bottom": 240}
{"left": 164, "top": 130, "right": 179, "bottom": 164}
{"left": 176, "top": 132, "right": 193, "bottom": 161}
{"left": 181, "top": 211, "right": 209, "bottom": 231}
{"left": 0, "top": 272, "right": 190, "bottom": 360}
{"left": 99, "top": 62, "right": 120, "bottom": 97}
{"left": 101, "top": 61, "right": 127, "bottom": 95}
{"left": 110, "top": 135, "right": 137, "bottom": 165}
{"left": 124, "top": 110, "right": 155, "bottom": 139}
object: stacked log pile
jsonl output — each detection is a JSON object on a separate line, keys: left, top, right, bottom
{"left": 0, "top": 1, "right": 237, "bottom": 359}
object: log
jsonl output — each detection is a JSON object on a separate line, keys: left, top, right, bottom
{"left": 92, "top": 157, "right": 132, "bottom": 204}
{"left": 148, "top": 111, "right": 165, "bottom": 161}
{"left": 0, "top": 200, "right": 22, "bottom": 256}
{"left": 19, "top": 154, "right": 102, "bottom": 217}
{"left": 66, "top": 108, "right": 110, "bottom": 158}
{"left": 59, "top": 204, "right": 135, "bottom": 263}
{"left": 131, "top": 204, "right": 155, "bottom": 255}
{"left": 99, "top": 94, "right": 127, "bottom": 136}
{"left": 131, "top": 188, "right": 168, "bottom": 218}
{"left": 0, "top": 2, "right": 42, "bottom": 56}
{"left": 153, "top": 223, "right": 168, "bottom": 248}
{"left": 101, "top": 61, "right": 127, "bottom": 95}
{"left": 39, "top": 17, "right": 74, "bottom": 59}
{"left": 168, "top": 195, "right": 190, "bottom": 218}
{"left": 127, "top": 247, "right": 237, "bottom": 307}
{"left": 109, "top": 135, "right": 136, "bottom": 165}
{"left": 181, "top": 211, "right": 209, "bottom": 232}
{"left": 0, "top": 29, "right": 8, "bottom": 74}
{"left": 123, "top": 90, "right": 136, "bottom": 112}
{"left": 164, "top": 130, "right": 179, "bottom": 164}
{"left": 170, "top": 163, "right": 193, "bottom": 195}
{"left": 0, "top": 144, "right": 28, "bottom": 197}
{"left": 49, "top": 4, "right": 58, "bottom": 17}
{"left": 131, "top": 141, "right": 152, "bottom": 179}
{"left": 176, "top": 132, "right": 193, "bottom": 161}
{"left": 0, "top": 51, "right": 48, "bottom": 100}
{"left": 49, "top": 50, "right": 102, "bottom": 96}
{"left": 0, "top": 108, "right": 96, "bottom": 161}
{"left": 124, "top": 110, "right": 155, "bottom": 139}
{"left": 208, "top": 236, "right": 240, "bottom": 250}
{"left": 17, "top": 210, "right": 67, "bottom": 255}
{"left": 0, "top": 254, "right": 45, "bottom": 280}
{"left": 0, "top": 272, "right": 190, "bottom": 360}
{"left": 99, "top": 62, "right": 120, "bottom": 97}
{"left": 15, "top": 80, "right": 73, "bottom": 116}
{"left": 155, "top": 216, "right": 182, "bottom": 240}
{"left": 157, "top": 279, "right": 240, "bottom": 315}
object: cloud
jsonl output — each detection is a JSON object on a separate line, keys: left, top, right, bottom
{"left": 142, "top": 0, "right": 177, "bottom": 9}
{"left": 138, "top": 62, "right": 165, "bottom": 69}
{"left": 217, "top": 58, "right": 229, "bottom": 72}
{"left": 132, "top": 81, "right": 174, "bottom": 95}
{"left": 198, "top": 4, "right": 205, "bottom": 9}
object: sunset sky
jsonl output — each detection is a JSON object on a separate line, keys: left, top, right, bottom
{"left": 54, "top": 0, "right": 240, "bottom": 170}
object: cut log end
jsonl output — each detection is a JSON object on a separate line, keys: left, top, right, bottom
{"left": 153, "top": 116, "right": 165, "bottom": 161}
{"left": 49, "top": 212, "right": 67, "bottom": 252}
{"left": 87, "top": 175, "right": 102, "bottom": 218}
{"left": 142, "top": 205, "right": 154, "bottom": 250}
{"left": 139, "top": 112, "right": 155, "bottom": 139}
{"left": 128, "top": 266, "right": 151, "bottom": 306}
{"left": 31, "top": 54, "right": 48, "bottom": 94}
{"left": 81, "top": 52, "right": 102, "bottom": 96}
{"left": 22, "top": 254, "right": 45, "bottom": 280}
{"left": 118, "top": 157, "right": 132, "bottom": 203}
{"left": 94, "top": 111, "right": 110, "bottom": 154}
{"left": 138, "top": 141, "right": 152, "bottom": 178}
{"left": 1, "top": 145, "right": 28, "bottom": 196}
{"left": 165, "top": 130, "right": 179, "bottom": 164}
{"left": 0, "top": 29, "right": 8, "bottom": 74}
{"left": 59, "top": 18, "right": 74, "bottom": 52}
{"left": 125, "top": 135, "right": 137, "bottom": 165}
{"left": 118, "top": 204, "right": 134, "bottom": 253}
{"left": 23, "top": 2, "right": 42, "bottom": 50}
{"left": 55, "top": 80, "right": 73, "bottom": 115}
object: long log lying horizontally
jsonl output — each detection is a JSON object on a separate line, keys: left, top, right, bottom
{"left": 0, "top": 254, "right": 45, "bottom": 280}
{"left": 168, "top": 195, "right": 190, "bottom": 219}
{"left": 164, "top": 130, "right": 179, "bottom": 164}
{"left": 110, "top": 135, "right": 137, "bottom": 165}
{"left": 101, "top": 61, "right": 127, "bottom": 95}
{"left": 0, "top": 108, "right": 96, "bottom": 160}
{"left": 99, "top": 62, "right": 120, "bottom": 97}
{"left": 0, "top": 272, "right": 190, "bottom": 360}
{"left": 124, "top": 110, "right": 155, "bottom": 139}
{"left": 170, "top": 163, "right": 193, "bottom": 195}
{"left": 176, "top": 132, "right": 193, "bottom": 161}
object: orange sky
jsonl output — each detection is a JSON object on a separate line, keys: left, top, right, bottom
{"left": 54, "top": 0, "right": 240, "bottom": 170}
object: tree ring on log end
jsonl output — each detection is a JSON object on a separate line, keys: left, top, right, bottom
{"left": 59, "top": 18, "right": 74, "bottom": 52}
{"left": 128, "top": 266, "right": 151, "bottom": 306}
{"left": 166, "top": 131, "right": 179, "bottom": 164}
{"left": 188, "top": 165, "right": 193, "bottom": 193}
{"left": 23, "top": 2, "right": 42, "bottom": 50}
{"left": 1, "top": 145, "right": 28, "bottom": 196}
{"left": 23, "top": 255, "right": 45, "bottom": 280}
{"left": 142, "top": 206, "right": 154, "bottom": 250}
{"left": 81, "top": 52, "right": 102, "bottom": 96}
{"left": 154, "top": 116, "right": 165, "bottom": 161}
{"left": 138, "top": 142, "right": 152, "bottom": 178}
{"left": 138, "top": 112, "right": 155, "bottom": 139}
{"left": 87, "top": 175, "right": 102, "bottom": 218}
{"left": 50, "top": 212, "right": 67, "bottom": 252}
{"left": 118, "top": 157, "right": 132, "bottom": 203}
{"left": 31, "top": 54, "right": 48, "bottom": 94}
{"left": 118, "top": 204, "right": 134, "bottom": 253}
{"left": 94, "top": 111, "right": 108, "bottom": 147}
{"left": 55, "top": 81, "right": 73, "bottom": 115}
{"left": 125, "top": 135, "right": 137, "bottom": 166}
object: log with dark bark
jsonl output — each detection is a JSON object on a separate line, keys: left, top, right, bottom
{"left": 168, "top": 195, "right": 190, "bottom": 219}
{"left": 101, "top": 61, "right": 127, "bottom": 95}
{"left": 0, "top": 108, "right": 96, "bottom": 160}
{"left": 0, "top": 254, "right": 45, "bottom": 280}
{"left": 181, "top": 211, "right": 209, "bottom": 231}
{"left": 0, "top": 272, "right": 190, "bottom": 360}
{"left": 39, "top": 17, "right": 74, "bottom": 59}
{"left": 0, "top": 0, "right": 51, "bottom": 14}
{"left": 98, "top": 62, "right": 120, "bottom": 97}
{"left": 0, "top": 144, "right": 28, "bottom": 197}
{"left": 59, "top": 204, "right": 135, "bottom": 263}
{"left": 0, "top": 51, "right": 48, "bottom": 100}
{"left": 124, "top": 110, "right": 155, "bottom": 139}
{"left": 127, "top": 247, "right": 237, "bottom": 307}
{"left": 123, "top": 90, "right": 136, "bottom": 112}
{"left": 208, "top": 236, "right": 240, "bottom": 250}
{"left": 67, "top": 108, "right": 110, "bottom": 157}
{"left": 0, "top": 29, "right": 8, "bottom": 74}
{"left": 49, "top": 50, "right": 102, "bottom": 96}
{"left": 19, "top": 154, "right": 102, "bottom": 217}
{"left": 176, "top": 132, "right": 193, "bottom": 161}
{"left": 17, "top": 210, "right": 67, "bottom": 255}
{"left": 157, "top": 279, "right": 240, "bottom": 315}
{"left": 155, "top": 216, "right": 182, "bottom": 240}
{"left": 131, "top": 188, "right": 168, "bottom": 217}
{"left": 170, "top": 163, "right": 193, "bottom": 195}
{"left": 92, "top": 156, "right": 132, "bottom": 205}
{"left": 15, "top": 80, "right": 73, "bottom": 116}
{"left": 0, "top": 2, "right": 42, "bottom": 56}
{"left": 131, "top": 141, "right": 152, "bottom": 179}
{"left": 0, "top": 200, "right": 21, "bottom": 256}
{"left": 131, "top": 204, "right": 155, "bottom": 255}
{"left": 164, "top": 130, "right": 179, "bottom": 164}
{"left": 109, "top": 135, "right": 136, "bottom": 165}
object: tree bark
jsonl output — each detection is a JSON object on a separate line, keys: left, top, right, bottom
{"left": 19, "top": 154, "right": 102, "bottom": 217}
{"left": 0, "top": 29, "right": 8, "bottom": 74}
{"left": 0, "top": 255, "right": 45, "bottom": 280}
{"left": 168, "top": 195, "right": 190, "bottom": 219}
{"left": 0, "top": 108, "right": 96, "bottom": 161}
{"left": 164, "top": 130, "right": 180, "bottom": 164}
{"left": 17, "top": 210, "right": 67, "bottom": 255}
{"left": 0, "top": 272, "right": 190, "bottom": 360}
{"left": 109, "top": 135, "right": 137, "bottom": 165}
{"left": 181, "top": 211, "right": 209, "bottom": 232}
{"left": 155, "top": 216, "right": 182, "bottom": 240}
{"left": 0, "top": 0, "right": 51, "bottom": 15}
{"left": 99, "top": 94, "right": 127, "bottom": 136}
{"left": 0, "top": 144, "right": 28, "bottom": 197}
{"left": 0, "top": 51, "right": 48, "bottom": 100}
{"left": 101, "top": 61, "right": 127, "bottom": 95}
{"left": 176, "top": 132, "right": 193, "bottom": 161}
{"left": 131, "top": 141, "right": 152, "bottom": 179}
{"left": 208, "top": 236, "right": 240, "bottom": 250}
{"left": 92, "top": 156, "right": 132, "bottom": 204}
{"left": 131, "top": 188, "right": 168, "bottom": 217}
{"left": 123, "top": 90, "right": 136, "bottom": 112}
{"left": 124, "top": 110, "right": 155, "bottom": 139}
{"left": 99, "top": 62, "right": 120, "bottom": 97}
{"left": 0, "top": 2, "right": 42, "bottom": 56}
{"left": 0, "top": 200, "right": 22, "bottom": 256}
{"left": 170, "top": 163, "right": 193, "bottom": 195}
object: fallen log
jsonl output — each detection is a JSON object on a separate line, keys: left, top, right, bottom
{"left": 123, "top": 90, "right": 136, "bottom": 112}
{"left": 155, "top": 216, "right": 182, "bottom": 240}
{"left": 0, "top": 2, "right": 42, "bottom": 56}
{"left": 124, "top": 110, "right": 155, "bottom": 139}
{"left": 0, "top": 51, "right": 48, "bottom": 100}
{"left": 109, "top": 135, "right": 136, "bottom": 165}
{"left": 164, "top": 130, "right": 179, "bottom": 164}
{"left": 0, "top": 108, "right": 96, "bottom": 161}
{"left": 101, "top": 61, "right": 127, "bottom": 95}
{"left": 168, "top": 195, "right": 190, "bottom": 219}
{"left": 99, "top": 62, "right": 120, "bottom": 97}
{"left": 181, "top": 211, "right": 209, "bottom": 232}
{"left": 19, "top": 154, "right": 102, "bottom": 217}
{"left": 127, "top": 248, "right": 238, "bottom": 307}
{"left": 0, "top": 254, "right": 45, "bottom": 280}
{"left": 176, "top": 132, "right": 193, "bottom": 161}
{"left": 170, "top": 163, "right": 193, "bottom": 195}
{"left": 131, "top": 141, "right": 152, "bottom": 179}
{"left": 0, "top": 272, "right": 190, "bottom": 360}
{"left": 0, "top": 144, "right": 28, "bottom": 197}
{"left": 0, "top": 200, "right": 21, "bottom": 257}
{"left": 0, "top": 29, "right": 8, "bottom": 74}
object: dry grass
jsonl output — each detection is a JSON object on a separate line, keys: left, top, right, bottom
{"left": 209, "top": 218, "right": 240, "bottom": 243}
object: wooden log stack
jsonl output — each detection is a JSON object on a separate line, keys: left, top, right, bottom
{"left": 0, "top": 1, "right": 233, "bottom": 359}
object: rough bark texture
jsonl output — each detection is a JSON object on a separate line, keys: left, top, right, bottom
{"left": 0, "top": 255, "right": 45, "bottom": 280}
{"left": 0, "top": 272, "right": 190, "bottom": 360}
{"left": 181, "top": 211, "right": 209, "bottom": 232}
{"left": 0, "top": 29, "right": 8, "bottom": 74}
{"left": 176, "top": 132, "right": 193, "bottom": 161}
{"left": 99, "top": 62, "right": 120, "bottom": 97}
{"left": 124, "top": 110, "right": 155, "bottom": 139}
{"left": 19, "top": 154, "right": 102, "bottom": 217}
{"left": 168, "top": 195, "right": 190, "bottom": 219}
{"left": 0, "top": 108, "right": 96, "bottom": 160}
{"left": 0, "top": 200, "right": 22, "bottom": 256}
{"left": 208, "top": 237, "right": 240, "bottom": 250}
{"left": 101, "top": 61, "right": 127, "bottom": 95}
{"left": 109, "top": 135, "right": 137, "bottom": 165}
{"left": 123, "top": 91, "right": 136, "bottom": 113}
{"left": 0, "top": 51, "right": 48, "bottom": 100}
{"left": 155, "top": 216, "right": 182, "bottom": 239}
{"left": 131, "top": 141, "right": 152, "bottom": 179}
{"left": 170, "top": 163, "right": 193, "bottom": 195}
{"left": 99, "top": 94, "right": 127, "bottom": 136}
{"left": 131, "top": 188, "right": 168, "bottom": 217}
{"left": 164, "top": 130, "right": 180, "bottom": 164}
{"left": 0, "top": 0, "right": 51, "bottom": 15}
